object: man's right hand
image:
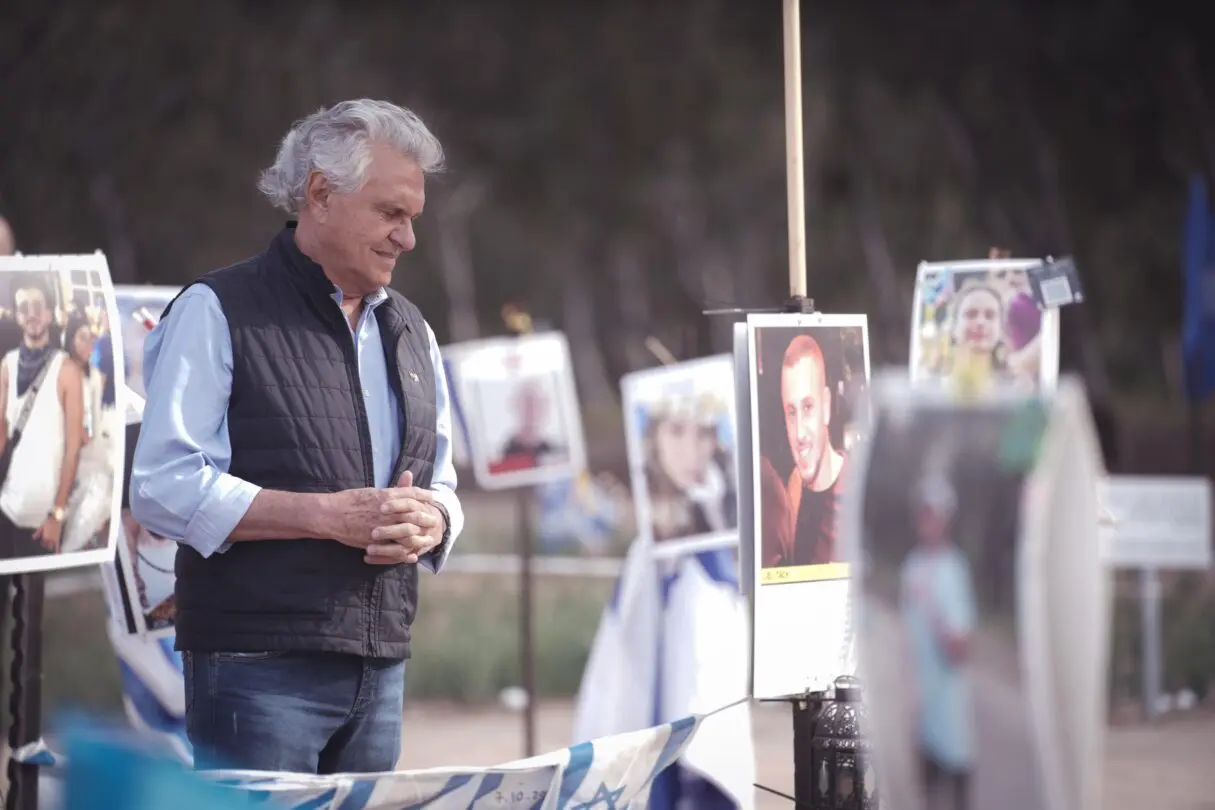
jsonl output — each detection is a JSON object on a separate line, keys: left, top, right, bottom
{"left": 326, "top": 471, "right": 440, "bottom": 554}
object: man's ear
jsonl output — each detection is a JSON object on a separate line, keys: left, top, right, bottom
{"left": 303, "top": 171, "right": 331, "bottom": 220}
{"left": 822, "top": 383, "right": 833, "bottom": 427}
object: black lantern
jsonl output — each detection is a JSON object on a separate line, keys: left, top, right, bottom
{"left": 810, "top": 675, "right": 878, "bottom": 809}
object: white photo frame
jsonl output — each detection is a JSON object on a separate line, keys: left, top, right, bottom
{"left": 0, "top": 252, "right": 125, "bottom": 575}
{"left": 107, "top": 289, "right": 182, "bottom": 638}
{"left": 455, "top": 332, "right": 587, "bottom": 491}
{"left": 111, "top": 284, "right": 181, "bottom": 401}
{"left": 1027, "top": 378, "right": 1108, "bottom": 810}
{"left": 745, "top": 311, "right": 871, "bottom": 699}
{"left": 621, "top": 354, "right": 738, "bottom": 559}
{"left": 910, "top": 259, "right": 1061, "bottom": 393}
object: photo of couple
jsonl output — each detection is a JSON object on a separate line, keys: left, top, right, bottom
{"left": 0, "top": 256, "right": 123, "bottom": 574}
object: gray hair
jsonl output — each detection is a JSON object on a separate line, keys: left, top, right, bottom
{"left": 257, "top": 99, "right": 445, "bottom": 216}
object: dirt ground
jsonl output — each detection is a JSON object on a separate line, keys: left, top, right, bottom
{"left": 399, "top": 699, "right": 1215, "bottom": 810}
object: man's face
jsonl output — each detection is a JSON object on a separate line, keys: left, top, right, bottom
{"left": 781, "top": 354, "right": 832, "bottom": 482}
{"left": 14, "top": 287, "right": 49, "bottom": 342}
{"left": 315, "top": 141, "right": 426, "bottom": 295}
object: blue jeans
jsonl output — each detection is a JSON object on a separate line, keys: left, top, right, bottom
{"left": 183, "top": 650, "right": 405, "bottom": 774}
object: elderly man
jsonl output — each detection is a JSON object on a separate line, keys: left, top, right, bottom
{"left": 130, "top": 99, "right": 464, "bottom": 774}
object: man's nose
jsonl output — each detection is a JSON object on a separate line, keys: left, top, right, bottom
{"left": 796, "top": 418, "right": 812, "bottom": 442}
{"left": 390, "top": 222, "right": 416, "bottom": 253}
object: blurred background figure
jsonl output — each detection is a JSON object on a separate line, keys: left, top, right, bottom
{"left": 900, "top": 471, "right": 976, "bottom": 810}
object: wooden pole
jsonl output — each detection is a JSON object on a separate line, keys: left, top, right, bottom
{"left": 783, "top": 0, "right": 808, "bottom": 301}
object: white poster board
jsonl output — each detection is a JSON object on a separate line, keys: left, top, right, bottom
{"left": 622, "top": 354, "right": 738, "bottom": 558}
{"left": 0, "top": 253, "right": 125, "bottom": 575}
{"left": 745, "top": 312, "right": 870, "bottom": 699}
{"left": 1098, "top": 476, "right": 1213, "bottom": 570}
{"left": 843, "top": 372, "right": 1106, "bottom": 810}
{"left": 106, "top": 285, "right": 182, "bottom": 637}
{"left": 910, "top": 259, "right": 1061, "bottom": 393}
{"left": 455, "top": 332, "right": 587, "bottom": 491}
{"left": 111, "top": 284, "right": 181, "bottom": 401}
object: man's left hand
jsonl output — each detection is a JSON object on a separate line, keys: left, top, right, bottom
{"left": 33, "top": 516, "right": 62, "bottom": 553}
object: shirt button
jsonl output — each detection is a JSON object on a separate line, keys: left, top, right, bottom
{"left": 363, "top": 389, "right": 370, "bottom": 397}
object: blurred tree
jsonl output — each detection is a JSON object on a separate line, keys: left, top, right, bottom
{"left": 0, "top": 0, "right": 1210, "bottom": 403}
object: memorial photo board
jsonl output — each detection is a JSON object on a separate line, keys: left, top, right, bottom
{"left": 745, "top": 311, "right": 870, "bottom": 698}
{"left": 107, "top": 287, "right": 179, "bottom": 637}
{"left": 622, "top": 354, "right": 738, "bottom": 557}
{"left": 910, "top": 259, "right": 1061, "bottom": 393}
{"left": 455, "top": 332, "right": 587, "bottom": 490}
{"left": 0, "top": 253, "right": 125, "bottom": 575}
{"left": 842, "top": 372, "right": 1105, "bottom": 810}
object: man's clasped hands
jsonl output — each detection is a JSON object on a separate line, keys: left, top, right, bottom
{"left": 329, "top": 470, "right": 445, "bottom": 565}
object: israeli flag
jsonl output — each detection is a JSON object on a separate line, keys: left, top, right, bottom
{"left": 45, "top": 704, "right": 731, "bottom": 810}
{"left": 574, "top": 541, "right": 756, "bottom": 810}
{"left": 105, "top": 622, "right": 192, "bottom": 765}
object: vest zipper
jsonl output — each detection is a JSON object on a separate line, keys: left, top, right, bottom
{"left": 337, "top": 319, "right": 380, "bottom": 659}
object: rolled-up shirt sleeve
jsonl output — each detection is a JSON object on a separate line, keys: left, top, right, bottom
{"left": 419, "top": 321, "right": 464, "bottom": 574}
{"left": 128, "top": 284, "right": 260, "bottom": 558}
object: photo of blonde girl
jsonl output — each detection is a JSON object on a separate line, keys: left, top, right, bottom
{"left": 911, "top": 259, "right": 1057, "bottom": 393}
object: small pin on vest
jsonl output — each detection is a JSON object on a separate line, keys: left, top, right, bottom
{"left": 408, "top": 371, "right": 419, "bottom": 382}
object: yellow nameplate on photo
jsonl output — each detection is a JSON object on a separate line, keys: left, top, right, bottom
{"left": 760, "top": 562, "right": 851, "bottom": 585}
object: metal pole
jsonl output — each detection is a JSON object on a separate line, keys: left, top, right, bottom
{"left": 1140, "top": 567, "right": 1162, "bottom": 721}
{"left": 792, "top": 692, "right": 826, "bottom": 808}
{"left": 517, "top": 488, "right": 537, "bottom": 758}
{"left": 6, "top": 573, "right": 44, "bottom": 810}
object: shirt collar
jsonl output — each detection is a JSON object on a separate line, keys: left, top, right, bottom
{"left": 275, "top": 222, "right": 391, "bottom": 311}
{"left": 331, "top": 285, "right": 389, "bottom": 311}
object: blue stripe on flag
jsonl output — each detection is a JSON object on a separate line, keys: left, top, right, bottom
{"left": 555, "top": 742, "right": 596, "bottom": 806}
{"left": 646, "top": 716, "right": 697, "bottom": 783}
{"left": 336, "top": 780, "right": 376, "bottom": 810}
{"left": 398, "top": 774, "right": 473, "bottom": 809}
{"left": 471, "top": 773, "right": 504, "bottom": 804}
{"left": 117, "top": 660, "right": 188, "bottom": 740}
{"left": 157, "top": 636, "right": 183, "bottom": 669}
{"left": 694, "top": 548, "right": 738, "bottom": 591}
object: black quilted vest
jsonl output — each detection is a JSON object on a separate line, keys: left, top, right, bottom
{"left": 169, "top": 224, "right": 437, "bottom": 659}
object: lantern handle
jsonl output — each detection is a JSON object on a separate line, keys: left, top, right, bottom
{"left": 833, "top": 674, "right": 864, "bottom": 702}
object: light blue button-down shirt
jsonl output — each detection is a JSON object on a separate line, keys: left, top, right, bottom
{"left": 129, "top": 283, "right": 463, "bottom": 572}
